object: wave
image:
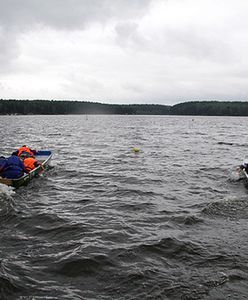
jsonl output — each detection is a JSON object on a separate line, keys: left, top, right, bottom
{"left": 0, "top": 184, "right": 16, "bottom": 223}
{"left": 0, "top": 276, "right": 20, "bottom": 300}
{"left": 51, "top": 253, "right": 114, "bottom": 278}
{"left": 170, "top": 214, "right": 204, "bottom": 225}
{"left": 217, "top": 141, "right": 234, "bottom": 145}
{"left": 202, "top": 197, "right": 248, "bottom": 219}
{"left": 0, "top": 260, "right": 24, "bottom": 300}
{"left": 0, "top": 183, "right": 15, "bottom": 198}
{"left": 112, "top": 237, "right": 206, "bottom": 265}
{"left": 218, "top": 141, "right": 248, "bottom": 147}
{"left": 48, "top": 133, "right": 62, "bottom": 136}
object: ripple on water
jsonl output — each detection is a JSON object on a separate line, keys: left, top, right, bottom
{"left": 202, "top": 197, "right": 248, "bottom": 219}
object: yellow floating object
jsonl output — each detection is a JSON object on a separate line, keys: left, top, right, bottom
{"left": 132, "top": 147, "right": 140, "bottom": 153}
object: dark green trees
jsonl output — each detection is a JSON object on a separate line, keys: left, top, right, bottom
{"left": 0, "top": 99, "right": 248, "bottom": 116}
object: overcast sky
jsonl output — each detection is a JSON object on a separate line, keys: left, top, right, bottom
{"left": 0, "top": 0, "right": 248, "bottom": 105}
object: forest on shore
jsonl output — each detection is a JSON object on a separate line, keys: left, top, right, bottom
{"left": 1, "top": 99, "right": 248, "bottom": 116}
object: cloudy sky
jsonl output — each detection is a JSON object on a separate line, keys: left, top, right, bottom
{"left": 0, "top": 0, "right": 248, "bottom": 105}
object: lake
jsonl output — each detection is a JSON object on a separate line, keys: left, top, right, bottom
{"left": 0, "top": 115, "right": 248, "bottom": 299}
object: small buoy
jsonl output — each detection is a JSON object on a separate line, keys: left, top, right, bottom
{"left": 132, "top": 147, "right": 140, "bottom": 153}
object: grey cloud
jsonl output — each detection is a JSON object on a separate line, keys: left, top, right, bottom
{"left": 115, "top": 21, "right": 234, "bottom": 63}
{"left": 161, "top": 26, "right": 233, "bottom": 62}
{"left": 0, "top": 0, "right": 153, "bottom": 73}
{"left": 115, "top": 22, "right": 139, "bottom": 39}
{"left": 115, "top": 22, "right": 139, "bottom": 47}
{"left": 0, "top": 27, "right": 20, "bottom": 72}
{"left": 1, "top": 0, "right": 247, "bottom": 103}
{"left": 122, "top": 82, "right": 145, "bottom": 94}
{"left": 0, "top": 0, "right": 153, "bottom": 31}
{"left": 114, "top": 21, "right": 152, "bottom": 51}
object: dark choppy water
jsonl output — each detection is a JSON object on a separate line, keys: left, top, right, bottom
{"left": 0, "top": 115, "right": 248, "bottom": 300}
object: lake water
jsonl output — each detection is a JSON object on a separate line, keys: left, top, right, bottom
{"left": 0, "top": 115, "right": 248, "bottom": 300}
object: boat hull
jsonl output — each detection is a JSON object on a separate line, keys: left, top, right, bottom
{"left": 0, "top": 150, "right": 52, "bottom": 188}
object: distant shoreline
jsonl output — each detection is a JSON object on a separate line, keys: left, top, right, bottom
{"left": 1, "top": 99, "right": 248, "bottom": 116}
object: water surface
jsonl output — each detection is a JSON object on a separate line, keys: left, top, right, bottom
{"left": 0, "top": 115, "right": 248, "bottom": 299}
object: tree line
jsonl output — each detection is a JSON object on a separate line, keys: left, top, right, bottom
{"left": 1, "top": 99, "right": 248, "bottom": 116}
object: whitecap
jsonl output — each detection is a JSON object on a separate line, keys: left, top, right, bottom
{"left": 0, "top": 182, "right": 15, "bottom": 198}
